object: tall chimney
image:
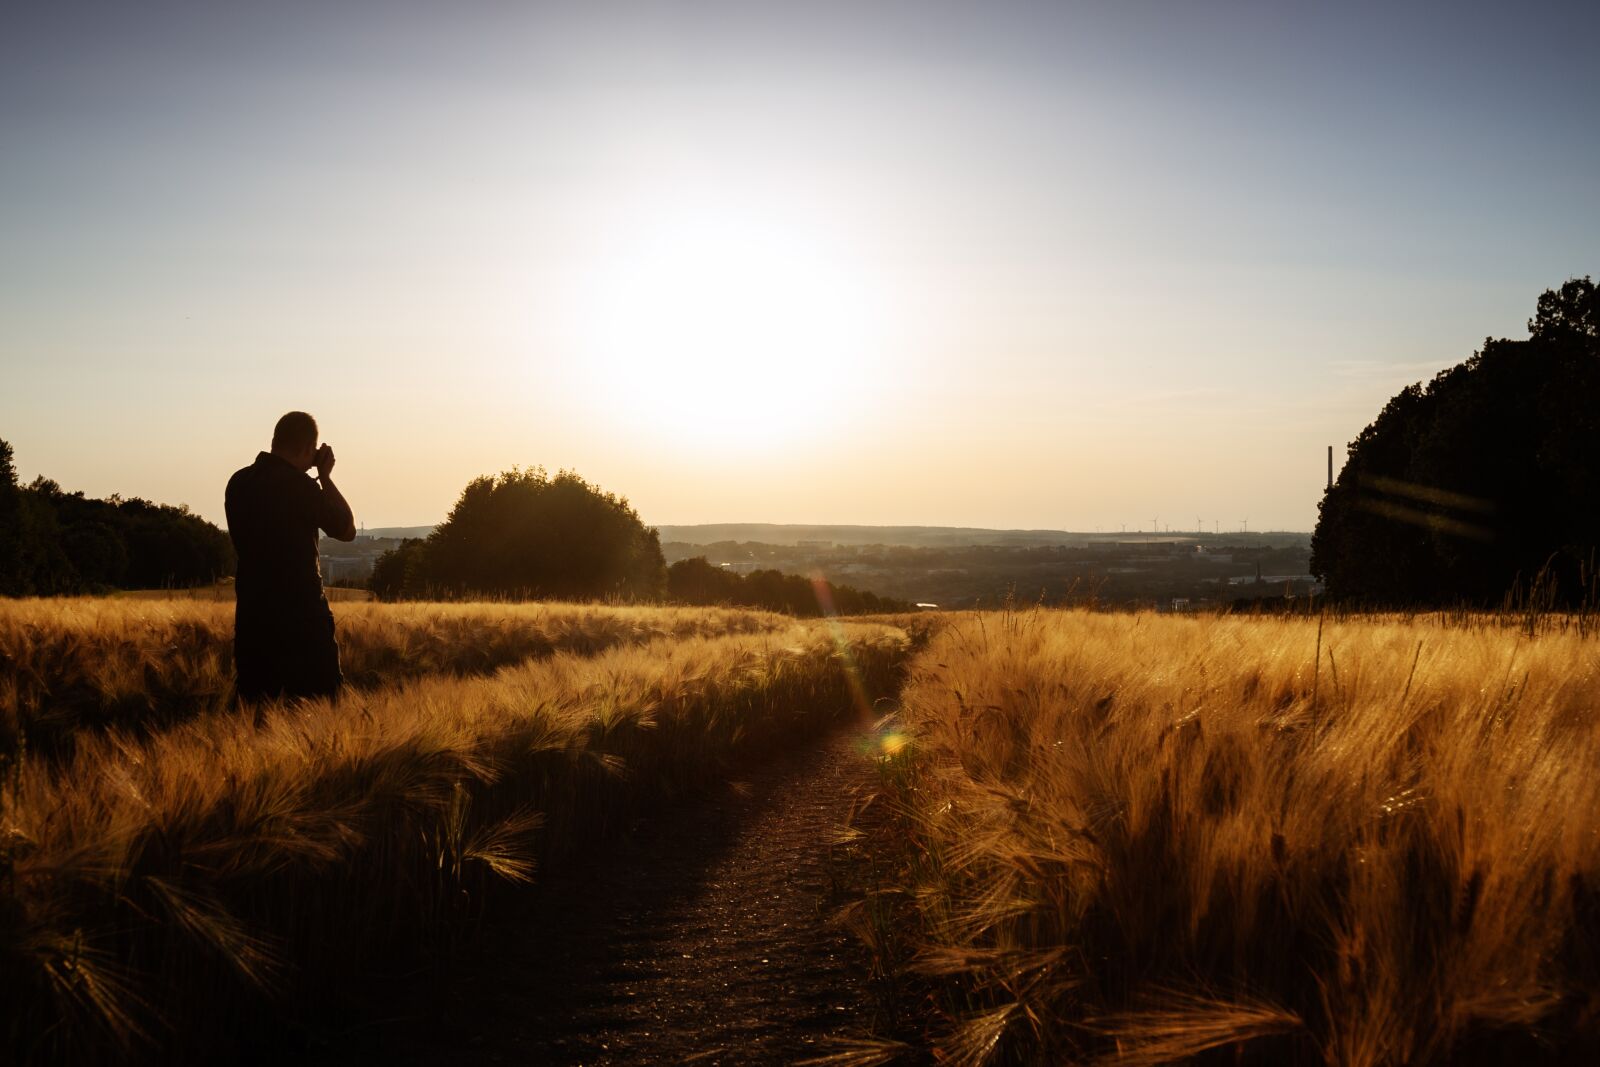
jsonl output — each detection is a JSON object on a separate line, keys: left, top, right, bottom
{"left": 1327, "top": 445, "right": 1333, "bottom": 491}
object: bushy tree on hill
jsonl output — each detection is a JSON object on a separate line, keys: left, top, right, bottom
{"left": 371, "top": 468, "right": 666, "bottom": 601}
{"left": 1312, "top": 277, "right": 1600, "bottom": 604}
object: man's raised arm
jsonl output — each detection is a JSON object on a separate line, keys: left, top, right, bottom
{"left": 314, "top": 445, "right": 358, "bottom": 542}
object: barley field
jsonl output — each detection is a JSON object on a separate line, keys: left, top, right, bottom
{"left": 116, "top": 583, "right": 375, "bottom": 602}
{"left": 0, "top": 598, "right": 791, "bottom": 764}
{"left": 10, "top": 599, "right": 1598, "bottom": 1066}
{"left": 0, "top": 601, "right": 908, "bottom": 1064}
{"left": 867, "top": 608, "right": 1600, "bottom": 1065}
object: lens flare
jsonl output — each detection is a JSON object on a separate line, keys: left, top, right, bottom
{"left": 813, "top": 573, "right": 876, "bottom": 722}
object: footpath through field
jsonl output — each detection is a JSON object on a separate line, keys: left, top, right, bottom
{"left": 321, "top": 716, "right": 907, "bottom": 1066}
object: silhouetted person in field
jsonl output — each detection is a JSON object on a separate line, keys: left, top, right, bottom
{"left": 225, "top": 411, "right": 357, "bottom": 706}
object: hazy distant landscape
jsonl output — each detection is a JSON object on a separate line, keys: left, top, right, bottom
{"left": 659, "top": 529, "right": 1315, "bottom": 609}
{"left": 653, "top": 523, "right": 1296, "bottom": 547}
{"left": 332, "top": 524, "right": 1315, "bottom": 610}
{"left": 364, "top": 522, "right": 1314, "bottom": 550}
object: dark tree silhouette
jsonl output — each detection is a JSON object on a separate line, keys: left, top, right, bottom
{"left": 368, "top": 537, "right": 425, "bottom": 601}
{"left": 0, "top": 438, "right": 31, "bottom": 595}
{"left": 665, "top": 556, "right": 910, "bottom": 616}
{"left": 1312, "top": 277, "right": 1600, "bottom": 604}
{"left": 1531, "top": 276, "right": 1600, "bottom": 340}
{"left": 0, "top": 437, "right": 232, "bottom": 595}
{"left": 665, "top": 555, "right": 743, "bottom": 604}
{"left": 375, "top": 468, "right": 666, "bottom": 601}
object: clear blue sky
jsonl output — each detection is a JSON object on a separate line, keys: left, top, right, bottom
{"left": 2, "top": 1, "right": 1595, "bottom": 531}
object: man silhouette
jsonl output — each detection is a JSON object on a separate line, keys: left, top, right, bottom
{"left": 225, "top": 411, "right": 357, "bottom": 705}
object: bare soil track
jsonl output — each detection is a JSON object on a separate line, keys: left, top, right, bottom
{"left": 315, "top": 717, "right": 908, "bottom": 1066}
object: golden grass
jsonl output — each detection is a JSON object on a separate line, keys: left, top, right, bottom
{"left": 0, "top": 598, "right": 790, "bottom": 764}
{"left": 1, "top": 618, "right": 909, "bottom": 1063}
{"left": 871, "top": 608, "right": 1600, "bottom": 1065}
{"left": 116, "top": 582, "right": 375, "bottom": 602}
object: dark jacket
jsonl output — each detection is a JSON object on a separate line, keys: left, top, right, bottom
{"left": 225, "top": 451, "right": 345, "bottom": 616}
{"left": 224, "top": 452, "right": 346, "bottom": 700}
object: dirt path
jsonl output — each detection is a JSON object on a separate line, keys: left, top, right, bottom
{"left": 323, "top": 716, "right": 906, "bottom": 1065}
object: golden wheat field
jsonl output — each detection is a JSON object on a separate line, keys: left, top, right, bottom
{"left": 868, "top": 608, "right": 1600, "bottom": 1066}
{"left": 8, "top": 599, "right": 1600, "bottom": 1066}
{"left": 0, "top": 599, "right": 908, "bottom": 1064}
{"left": 115, "top": 583, "right": 375, "bottom": 603}
{"left": 0, "top": 597, "right": 792, "bottom": 764}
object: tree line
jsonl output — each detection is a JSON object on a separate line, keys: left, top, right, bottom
{"left": 0, "top": 438, "right": 234, "bottom": 595}
{"left": 665, "top": 555, "right": 912, "bottom": 616}
{"left": 1312, "top": 277, "right": 1599, "bottom": 605}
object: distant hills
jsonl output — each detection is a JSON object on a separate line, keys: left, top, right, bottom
{"left": 361, "top": 526, "right": 437, "bottom": 541}
{"left": 655, "top": 524, "right": 1309, "bottom": 548}
{"left": 362, "top": 523, "right": 1309, "bottom": 549}
{"left": 660, "top": 524, "right": 1099, "bottom": 547}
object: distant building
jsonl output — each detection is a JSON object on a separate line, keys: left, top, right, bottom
{"left": 1224, "top": 574, "right": 1322, "bottom": 595}
{"left": 317, "top": 534, "right": 414, "bottom": 585}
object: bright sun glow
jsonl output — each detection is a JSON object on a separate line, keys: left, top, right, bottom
{"left": 566, "top": 193, "right": 893, "bottom": 448}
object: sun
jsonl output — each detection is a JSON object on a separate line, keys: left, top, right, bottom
{"left": 565, "top": 193, "right": 892, "bottom": 448}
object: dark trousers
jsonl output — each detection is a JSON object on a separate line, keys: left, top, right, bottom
{"left": 235, "top": 606, "right": 343, "bottom": 705}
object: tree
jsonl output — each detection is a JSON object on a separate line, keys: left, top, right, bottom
{"left": 0, "top": 440, "right": 233, "bottom": 596}
{"left": 0, "top": 438, "right": 25, "bottom": 594}
{"left": 665, "top": 556, "right": 909, "bottom": 616}
{"left": 60, "top": 521, "right": 129, "bottom": 587}
{"left": 1312, "top": 278, "right": 1600, "bottom": 604}
{"left": 666, "top": 556, "right": 742, "bottom": 604}
{"left": 405, "top": 468, "right": 666, "bottom": 601}
{"left": 368, "top": 538, "right": 426, "bottom": 600}
{"left": 0, "top": 445, "right": 75, "bottom": 595}
{"left": 1530, "top": 275, "right": 1598, "bottom": 341}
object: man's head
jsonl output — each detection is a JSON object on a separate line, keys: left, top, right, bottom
{"left": 271, "top": 411, "right": 319, "bottom": 471}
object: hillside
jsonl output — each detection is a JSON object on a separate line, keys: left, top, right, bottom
{"left": 657, "top": 523, "right": 1310, "bottom": 548}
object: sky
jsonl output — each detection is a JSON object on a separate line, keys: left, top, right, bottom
{"left": 2, "top": 0, "right": 1596, "bottom": 532}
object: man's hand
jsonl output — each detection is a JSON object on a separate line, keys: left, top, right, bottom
{"left": 315, "top": 444, "right": 336, "bottom": 481}
{"left": 313, "top": 444, "right": 357, "bottom": 541}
